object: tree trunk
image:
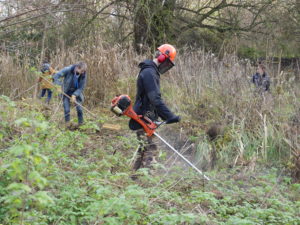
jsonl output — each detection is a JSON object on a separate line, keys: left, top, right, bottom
{"left": 133, "top": 0, "right": 175, "bottom": 53}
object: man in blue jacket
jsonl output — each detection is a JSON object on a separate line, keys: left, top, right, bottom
{"left": 129, "top": 44, "right": 180, "bottom": 171}
{"left": 53, "top": 62, "right": 87, "bottom": 127}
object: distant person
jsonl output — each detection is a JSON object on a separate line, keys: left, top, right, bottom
{"left": 252, "top": 64, "right": 270, "bottom": 92}
{"left": 38, "top": 63, "right": 56, "bottom": 104}
{"left": 53, "top": 62, "right": 87, "bottom": 127}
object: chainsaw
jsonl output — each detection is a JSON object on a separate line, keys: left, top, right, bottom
{"left": 111, "top": 94, "right": 210, "bottom": 181}
{"left": 111, "top": 94, "right": 158, "bottom": 137}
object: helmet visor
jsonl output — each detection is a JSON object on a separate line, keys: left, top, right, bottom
{"left": 158, "top": 57, "right": 174, "bottom": 74}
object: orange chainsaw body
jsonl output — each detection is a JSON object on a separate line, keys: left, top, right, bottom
{"left": 111, "top": 95, "right": 157, "bottom": 136}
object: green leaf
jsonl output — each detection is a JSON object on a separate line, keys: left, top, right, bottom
{"left": 33, "top": 154, "right": 49, "bottom": 165}
{"left": 34, "top": 121, "right": 49, "bottom": 132}
{"left": 15, "top": 118, "right": 32, "bottom": 127}
{"left": 10, "top": 144, "right": 33, "bottom": 157}
{"left": 29, "top": 171, "right": 48, "bottom": 189}
{"left": 33, "top": 191, "right": 54, "bottom": 208}
{"left": 6, "top": 183, "right": 31, "bottom": 193}
{"left": 0, "top": 95, "right": 16, "bottom": 107}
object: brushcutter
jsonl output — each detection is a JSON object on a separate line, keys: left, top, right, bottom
{"left": 111, "top": 95, "right": 210, "bottom": 181}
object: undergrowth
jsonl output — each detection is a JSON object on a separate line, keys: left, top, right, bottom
{"left": 0, "top": 96, "right": 299, "bottom": 225}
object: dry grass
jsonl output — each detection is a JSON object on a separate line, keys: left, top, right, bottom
{"left": 0, "top": 45, "right": 299, "bottom": 179}
{"left": 0, "top": 44, "right": 140, "bottom": 105}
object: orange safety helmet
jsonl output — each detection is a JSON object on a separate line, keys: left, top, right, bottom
{"left": 157, "top": 44, "right": 176, "bottom": 62}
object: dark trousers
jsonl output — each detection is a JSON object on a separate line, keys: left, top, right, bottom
{"left": 63, "top": 93, "right": 83, "bottom": 124}
{"left": 133, "top": 130, "right": 158, "bottom": 171}
{"left": 40, "top": 89, "right": 52, "bottom": 104}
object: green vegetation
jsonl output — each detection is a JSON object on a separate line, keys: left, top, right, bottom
{"left": 237, "top": 47, "right": 265, "bottom": 60}
{"left": 0, "top": 43, "right": 299, "bottom": 224}
{"left": 0, "top": 1, "right": 299, "bottom": 224}
{"left": 0, "top": 95, "right": 299, "bottom": 224}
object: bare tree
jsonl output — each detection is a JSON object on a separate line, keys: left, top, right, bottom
{"left": 0, "top": 0, "right": 299, "bottom": 57}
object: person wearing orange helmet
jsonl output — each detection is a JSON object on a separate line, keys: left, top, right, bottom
{"left": 129, "top": 44, "right": 181, "bottom": 174}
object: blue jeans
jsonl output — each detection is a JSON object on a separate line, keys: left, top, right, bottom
{"left": 63, "top": 93, "right": 83, "bottom": 124}
{"left": 40, "top": 89, "right": 52, "bottom": 104}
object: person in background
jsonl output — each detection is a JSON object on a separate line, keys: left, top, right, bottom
{"left": 38, "top": 62, "right": 56, "bottom": 104}
{"left": 252, "top": 63, "right": 270, "bottom": 92}
{"left": 53, "top": 62, "right": 87, "bottom": 127}
{"left": 129, "top": 44, "right": 181, "bottom": 173}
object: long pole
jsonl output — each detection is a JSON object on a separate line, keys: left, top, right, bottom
{"left": 154, "top": 132, "right": 210, "bottom": 181}
{"left": 42, "top": 77, "right": 97, "bottom": 118}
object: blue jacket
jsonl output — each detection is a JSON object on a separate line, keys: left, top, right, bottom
{"left": 53, "top": 65, "right": 87, "bottom": 101}
{"left": 252, "top": 73, "right": 270, "bottom": 91}
{"left": 129, "top": 60, "right": 175, "bottom": 130}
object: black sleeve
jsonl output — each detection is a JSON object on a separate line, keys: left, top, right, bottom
{"left": 142, "top": 69, "right": 175, "bottom": 120}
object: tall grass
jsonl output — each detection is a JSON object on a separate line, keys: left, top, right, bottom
{"left": 0, "top": 45, "right": 299, "bottom": 177}
{"left": 0, "top": 44, "right": 140, "bottom": 105}
{"left": 164, "top": 49, "right": 298, "bottom": 175}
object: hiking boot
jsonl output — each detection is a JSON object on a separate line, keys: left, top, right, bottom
{"left": 65, "top": 122, "right": 78, "bottom": 130}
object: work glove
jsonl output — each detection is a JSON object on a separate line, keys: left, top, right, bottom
{"left": 166, "top": 115, "right": 181, "bottom": 124}
{"left": 71, "top": 95, "right": 77, "bottom": 104}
